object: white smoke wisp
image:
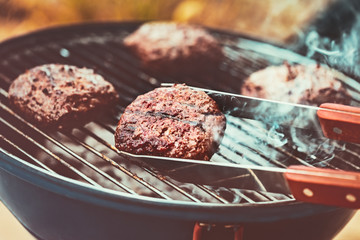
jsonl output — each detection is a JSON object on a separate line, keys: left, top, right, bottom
{"left": 248, "top": 100, "right": 344, "bottom": 165}
{"left": 305, "top": 15, "right": 360, "bottom": 77}
{"left": 266, "top": 124, "right": 288, "bottom": 148}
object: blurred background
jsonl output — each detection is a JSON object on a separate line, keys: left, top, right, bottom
{"left": 0, "top": 0, "right": 336, "bottom": 44}
{"left": 0, "top": 0, "right": 359, "bottom": 239}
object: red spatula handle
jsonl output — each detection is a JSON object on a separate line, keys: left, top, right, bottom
{"left": 317, "top": 103, "right": 360, "bottom": 144}
{"left": 285, "top": 165, "right": 360, "bottom": 209}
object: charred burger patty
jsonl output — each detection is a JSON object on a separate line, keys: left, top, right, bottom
{"left": 241, "top": 63, "right": 351, "bottom": 106}
{"left": 123, "top": 22, "right": 224, "bottom": 75}
{"left": 115, "top": 84, "right": 226, "bottom": 160}
{"left": 8, "top": 64, "right": 118, "bottom": 128}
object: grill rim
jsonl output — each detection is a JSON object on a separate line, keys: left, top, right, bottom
{"left": 0, "top": 20, "right": 279, "bottom": 56}
{"left": 2, "top": 147, "right": 346, "bottom": 224}
{"left": 0, "top": 21, "right": 145, "bottom": 54}
{"left": 1, "top": 146, "right": 296, "bottom": 208}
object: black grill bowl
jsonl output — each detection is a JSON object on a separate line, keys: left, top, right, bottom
{"left": 0, "top": 22, "right": 357, "bottom": 240}
{"left": 0, "top": 151, "right": 355, "bottom": 240}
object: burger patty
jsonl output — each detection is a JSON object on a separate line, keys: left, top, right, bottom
{"left": 8, "top": 64, "right": 119, "bottom": 128}
{"left": 115, "top": 84, "right": 226, "bottom": 160}
{"left": 123, "top": 21, "right": 224, "bottom": 75}
{"left": 241, "top": 63, "right": 351, "bottom": 106}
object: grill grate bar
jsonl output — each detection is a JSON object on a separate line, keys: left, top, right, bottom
{"left": 35, "top": 46, "right": 138, "bottom": 105}
{"left": 68, "top": 43, "right": 158, "bottom": 89}
{"left": 62, "top": 130, "right": 173, "bottom": 200}
{"left": 0, "top": 62, "right": 25, "bottom": 81}
{"left": 79, "top": 125, "right": 205, "bottom": 202}
{"left": 237, "top": 117, "right": 360, "bottom": 171}
{"left": 35, "top": 43, "right": 145, "bottom": 99}
{"left": 328, "top": 154, "right": 360, "bottom": 171}
{"left": 194, "top": 185, "right": 230, "bottom": 204}
{"left": 0, "top": 115, "right": 100, "bottom": 187}
{"left": 220, "top": 128, "right": 288, "bottom": 167}
{"left": 219, "top": 117, "right": 307, "bottom": 168}
{"left": 82, "top": 123, "right": 232, "bottom": 203}
{"left": 257, "top": 193, "right": 278, "bottom": 202}
{"left": 94, "top": 109, "right": 251, "bottom": 202}
{"left": 232, "top": 191, "right": 256, "bottom": 203}
{"left": 92, "top": 120, "right": 272, "bottom": 204}
{"left": 95, "top": 42, "right": 164, "bottom": 85}
{"left": 237, "top": 118, "right": 334, "bottom": 168}
{"left": 66, "top": 40, "right": 235, "bottom": 94}
{"left": 0, "top": 134, "right": 56, "bottom": 173}
{"left": 95, "top": 120, "right": 119, "bottom": 133}
{"left": 56, "top": 131, "right": 137, "bottom": 194}
{"left": 0, "top": 73, "right": 12, "bottom": 85}
{"left": 340, "top": 146, "right": 360, "bottom": 160}
{"left": 9, "top": 42, "right": 136, "bottom": 105}
{"left": 0, "top": 89, "right": 136, "bottom": 193}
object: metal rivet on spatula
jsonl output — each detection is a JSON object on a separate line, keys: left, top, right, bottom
{"left": 333, "top": 127, "right": 343, "bottom": 134}
{"left": 303, "top": 188, "right": 314, "bottom": 197}
{"left": 346, "top": 194, "right": 356, "bottom": 203}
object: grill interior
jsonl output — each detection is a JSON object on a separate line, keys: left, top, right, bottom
{"left": 1, "top": 22, "right": 360, "bottom": 206}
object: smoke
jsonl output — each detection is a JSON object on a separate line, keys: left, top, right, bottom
{"left": 266, "top": 124, "right": 287, "bottom": 148}
{"left": 217, "top": 91, "right": 342, "bottom": 166}
{"left": 215, "top": 2, "right": 360, "bottom": 168}
{"left": 255, "top": 1, "right": 360, "bottom": 162}
{"left": 305, "top": 3, "right": 360, "bottom": 77}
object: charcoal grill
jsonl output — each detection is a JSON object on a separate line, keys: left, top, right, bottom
{"left": 0, "top": 22, "right": 359, "bottom": 240}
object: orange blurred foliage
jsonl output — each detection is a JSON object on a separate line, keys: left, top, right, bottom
{"left": 0, "top": 0, "right": 334, "bottom": 43}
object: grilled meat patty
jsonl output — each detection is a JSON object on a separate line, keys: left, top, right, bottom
{"left": 115, "top": 84, "right": 226, "bottom": 160}
{"left": 241, "top": 63, "right": 351, "bottom": 106}
{"left": 123, "top": 22, "right": 224, "bottom": 75}
{"left": 8, "top": 64, "right": 118, "bottom": 128}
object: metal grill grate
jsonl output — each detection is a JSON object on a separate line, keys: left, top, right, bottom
{"left": 0, "top": 22, "right": 359, "bottom": 206}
